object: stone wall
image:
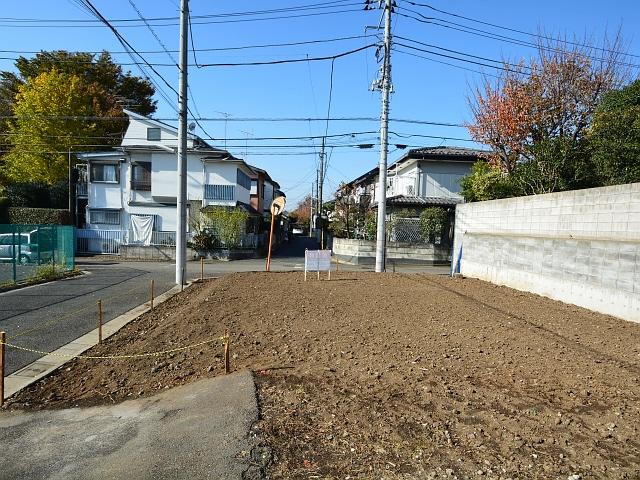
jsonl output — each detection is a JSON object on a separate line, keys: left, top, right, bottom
{"left": 453, "top": 183, "right": 640, "bottom": 323}
{"left": 332, "top": 238, "right": 450, "bottom": 265}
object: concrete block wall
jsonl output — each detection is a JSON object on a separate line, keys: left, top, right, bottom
{"left": 332, "top": 238, "right": 450, "bottom": 265}
{"left": 453, "top": 183, "right": 640, "bottom": 323}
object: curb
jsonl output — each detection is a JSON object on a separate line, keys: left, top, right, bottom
{"left": 3, "top": 281, "right": 194, "bottom": 402}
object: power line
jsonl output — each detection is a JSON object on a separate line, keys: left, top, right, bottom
{"left": 394, "top": 42, "right": 526, "bottom": 73}
{"left": 75, "top": 0, "right": 178, "bottom": 113}
{"left": 396, "top": 35, "right": 531, "bottom": 71}
{"left": 0, "top": 5, "right": 364, "bottom": 29}
{"left": 396, "top": 7, "right": 640, "bottom": 70}
{"left": 1, "top": 0, "right": 357, "bottom": 23}
{"left": 394, "top": 48, "right": 501, "bottom": 79}
{"left": 126, "top": 0, "right": 212, "bottom": 139}
{"left": 401, "top": 0, "right": 640, "bottom": 60}
{"left": 0, "top": 45, "right": 377, "bottom": 68}
{"left": 0, "top": 114, "right": 466, "bottom": 126}
{"left": 0, "top": 34, "right": 376, "bottom": 55}
{"left": 196, "top": 44, "right": 375, "bottom": 67}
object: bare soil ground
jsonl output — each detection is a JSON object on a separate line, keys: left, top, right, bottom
{"left": 5, "top": 272, "right": 640, "bottom": 479}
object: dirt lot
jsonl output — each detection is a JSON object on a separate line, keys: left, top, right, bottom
{"left": 5, "top": 272, "right": 640, "bottom": 479}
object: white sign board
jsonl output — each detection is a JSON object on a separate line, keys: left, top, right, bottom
{"left": 304, "top": 249, "right": 332, "bottom": 280}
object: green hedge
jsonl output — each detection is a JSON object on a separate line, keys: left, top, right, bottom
{"left": 7, "top": 207, "right": 72, "bottom": 225}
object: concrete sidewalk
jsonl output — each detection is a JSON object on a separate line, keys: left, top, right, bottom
{"left": 0, "top": 372, "right": 261, "bottom": 480}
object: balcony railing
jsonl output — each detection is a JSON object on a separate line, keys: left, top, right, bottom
{"left": 76, "top": 183, "right": 88, "bottom": 197}
{"left": 131, "top": 180, "right": 152, "bottom": 191}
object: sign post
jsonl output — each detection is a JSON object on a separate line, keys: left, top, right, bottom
{"left": 266, "top": 196, "right": 286, "bottom": 272}
{"left": 304, "top": 249, "right": 332, "bottom": 281}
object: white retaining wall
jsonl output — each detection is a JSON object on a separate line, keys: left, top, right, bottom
{"left": 333, "top": 238, "right": 451, "bottom": 265}
{"left": 453, "top": 183, "right": 640, "bottom": 323}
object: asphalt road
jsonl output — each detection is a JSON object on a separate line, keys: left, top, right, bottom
{"left": 0, "top": 235, "right": 448, "bottom": 375}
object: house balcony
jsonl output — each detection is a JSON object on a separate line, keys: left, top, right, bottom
{"left": 76, "top": 182, "right": 88, "bottom": 197}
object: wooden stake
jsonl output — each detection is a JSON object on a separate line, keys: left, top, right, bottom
{"left": 150, "top": 279, "right": 155, "bottom": 310}
{"left": 224, "top": 330, "right": 230, "bottom": 374}
{"left": 0, "top": 331, "right": 5, "bottom": 407}
{"left": 97, "top": 300, "right": 103, "bottom": 344}
{"left": 200, "top": 257, "right": 204, "bottom": 282}
{"left": 336, "top": 256, "right": 339, "bottom": 272}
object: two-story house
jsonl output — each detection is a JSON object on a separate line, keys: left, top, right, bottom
{"left": 347, "top": 146, "right": 486, "bottom": 211}
{"left": 76, "top": 109, "right": 267, "bottom": 251}
{"left": 248, "top": 166, "right": 283, "bottom": 219}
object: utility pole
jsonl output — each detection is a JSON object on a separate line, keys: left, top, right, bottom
{"left": 175, "top": 0, "right": 188, "bottom": 285}
{"left": 309, "top": 182, "right": 314, "bottom": 237}
{"left": 318, "top": 138, "right": 325, "bottom": 232}
{"left": 374, "top": 0, "right": 393, "bottom": 273}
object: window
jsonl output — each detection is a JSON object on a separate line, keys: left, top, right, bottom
{"left": 250, "top": 180, "right": 258, "bottom": 195}
{"left": 89, "top": 209, "right": 121, "bottom": 225}
{"left": 236, "top": 169, "right": 251, "bottom": 190}
{"left": 131, "top": 162, "right": 152, "bottom": 191}
{"left": 90, "top": 163, "right": 119, "bottom": 183}
{"left": 204, "top": 184, "right": 235, "bottom": 201}
{"left": 147, "top": 127, "right": 161, "bottom": 141}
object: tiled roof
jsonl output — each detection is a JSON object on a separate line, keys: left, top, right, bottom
{"left": 407, "top": 146, "right": 488, "bottom": 158}
{"left": 382, "top": 195, "right": 463, "bottom": 206}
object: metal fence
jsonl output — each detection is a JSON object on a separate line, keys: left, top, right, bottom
{"left": 389, "top": 217, "right": 447, "bottom": 245}
{"left": 390, "top": 218, "right": 424, "bottom": 244}
{"left": 75, "top": 229, "right": 263, "bottom": 254}
{"left": 0, "top": 224, "right": 75, "bottom": 285}
{"left": 76, "top": 229, "right": 180, "bottom": 254}
{"left": 76, "top": 229, "right": 124, "bottom": 255}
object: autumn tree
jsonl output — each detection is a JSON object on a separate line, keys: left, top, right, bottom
{"left": 328, "top": 183, "right": 362, "bottom": 238}
{"left": 0, "top": 51, "right": 156, "bottom": 186}
{"left": 3, "top": 69, "right": 115, "bottom": 184}
{"left": 289, "top": 195, "right": 312, "bottom": 229}
{"left": 465, "top": 32, "right": 630, "bottom": 198}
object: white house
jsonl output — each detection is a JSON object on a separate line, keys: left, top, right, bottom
{"left": 76, "top": 109, "right": 262, "bottom": 248}
{"left": 347, "top": 146, "right": 487, "bottom": 210}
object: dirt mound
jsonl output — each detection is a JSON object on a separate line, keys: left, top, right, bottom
{"left": 6, "top": 272, "right": 640, "bottom": 478}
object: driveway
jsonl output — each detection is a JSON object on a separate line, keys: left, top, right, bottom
{"left": 0, "top": 372, "right": 262, "bottom": 480}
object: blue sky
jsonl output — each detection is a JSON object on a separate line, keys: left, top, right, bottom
{"left": 1, "top": 1, "right": 638, "bottom": 206}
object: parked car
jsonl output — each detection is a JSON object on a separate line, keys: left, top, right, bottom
{"left": 0, "top": 230, "right": 44, "bottom": 264}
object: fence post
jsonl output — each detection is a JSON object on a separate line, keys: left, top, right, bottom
{"left": 150, "top": 279, "right": 155, "bottom": 310}
{"left": 224, "top": 330, "right": 230, "bottom": 374}
{"left": 11, "top": 228, "right": 17, "bottom": 284}
{"left": 200, "top": 257, "right": 204, "bottom": 282}
{"left": 37, "top": 226, "right": 41, "bottom": 265}
{"left": 0, "top": 331, "right": 5, "bottom": 407}
{"left": 97, "top": 300, "right": 103, "bottom": 344}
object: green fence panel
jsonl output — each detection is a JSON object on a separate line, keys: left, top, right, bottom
{"left": 0, "top": 224, "right": 76, "bottom": 285}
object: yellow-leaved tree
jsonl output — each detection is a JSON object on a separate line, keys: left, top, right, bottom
{"left": 3, "top": 69, "right": 112, "bottom": 184}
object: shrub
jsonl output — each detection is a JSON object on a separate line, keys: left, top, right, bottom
{"left": 191, "top": 207, "right": 250, "bottom": 250}
{"left": 8, "top": 207, "right": 72, "bottom": 225}
{"left": 5, "top": 181, "right": 68, "bottom": 208}
{"left": 419, "top": 207, "right": 448, "bottom": 243}
{"left": 459, "top": 161, "right": 518, "bottom": 202}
